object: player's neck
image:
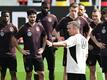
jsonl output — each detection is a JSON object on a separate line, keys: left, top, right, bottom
{"left": 7, "top": 21, "right": 10, "bottom": 24}
{"left": 69, "top": 15, "right": 77, "bottom": 20}
{"left": 28, "top": 22, "right": 36, "bottom": 27}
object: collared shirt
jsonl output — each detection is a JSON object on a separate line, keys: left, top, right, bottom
{"left": 37, "top": 12, "right": 58, "bottom": 41}
{"left": 0, "top": 23, "right": 17, "bottom": 56}
{"left": 16, "top": 22, "right": 46, "bottom": 57}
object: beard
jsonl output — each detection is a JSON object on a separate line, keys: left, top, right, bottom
{"left": 78, "top": 12, "right": 83, "bottom": 16}
{"left": 29, "top": 20, "right": 35, "bottom": 24}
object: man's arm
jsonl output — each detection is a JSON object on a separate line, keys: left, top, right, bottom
{"left": 38, "top": 35, "right": 47, "bottom": 54}
{"left": 86, "top": 26, "right": 92, "bottom": 41}
{"left": 53, "top": 29, "right": 65, "bottom": 41}
{"left": 11, "top": 36, "right": 29, "bottom": 55}
{"left": 90, "top": 33, "right": 105, "bottom": 49}
{"left": 47, "top": 40, "right": 67, "bottom": 47}
{"left": 42, "top": 35, "right": 47, "bottom": 50}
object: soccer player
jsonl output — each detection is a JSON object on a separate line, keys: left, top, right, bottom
{"left": 86, "top": 8, "right": 102, "bottom": 80}
{"left": 56, "top": 3, "right": 79, "bottom": 80}
{"left": 0, "top": 10, "right": 26, "bottom": 80}
{"left": 47, "top": 21, "right": 88, "bottom": 80}
{"left": 16, "top": 9, "right": 47, "bottom": 80}
{"left": 78, "top": 3, "right": 88, "bottom": 17}
{"left": 77, "top": 3, "right": 92, "bottom": 40}
{"left": 90, "top": 8, "right": 107, "bottom": 80}
{"left": 36, "top": 1, "right": 58, "bottom": 80}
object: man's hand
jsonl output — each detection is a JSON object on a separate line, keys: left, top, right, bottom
{"left": 58, "top": 36, "right": 65, "bottom": 41}
{"left": 38, "top": 48, "right": 44, "bottom": 55}
{"left": 46, "top": 40, "right": 52, "bottom": 47}
{"left": 96, "top": 42, "right": 106, "bottom": 49}
{"left": 22, "top": 50, "right": 30, "bottom": 55}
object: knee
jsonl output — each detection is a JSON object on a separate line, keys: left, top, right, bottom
{"left": 26, "top": 71, "right": 32, "bottom": 77}
{"left": 90, "top": 66, "right": 96, "bottom": 73}
{"left": 38, "top": 71, "right": 44, "bottom": 77}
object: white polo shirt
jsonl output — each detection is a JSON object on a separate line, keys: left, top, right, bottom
{"left": 65, "top": 34, "right": 88, "bottom": 74}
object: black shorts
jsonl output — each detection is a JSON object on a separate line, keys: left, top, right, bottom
{"left": 0, "top": 54, "right": 17, "bottom": 72}
{"left": 86, "top": 51, "right": 101, "bottom": 67}
{"left": 100, "top": 48, "right": 107, "bottom": 73}
{"left": 101, "top": 56, "right": 107, "bottom": 73}
{"left": 43, "top": 45, "right": 56, "bottom": 70}
{"left": 23, "top": 55, "right": 44, "bottom": 72}
{"left": 67, "top": 73, "right": 86, "bottom": 80}
{"left": 63, "top": 48, "right": 67, "bottom": 66}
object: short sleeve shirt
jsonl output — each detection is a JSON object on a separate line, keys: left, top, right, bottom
{"left": 88, "top": 22, "right": 101, "bottom": 54}
{"left": 16, "top": 22, "right": 46, "bottom": 57}
{"left": 92, "top": 21, "right": 107, "bottom": 56}
{"left": 0, "top": 23, "right": 17, "bottom": 56}
{"left": 65, "top": 34, "right": 88, "bottom": 74}
{"left": 37, "top": 13, "right": 58, "bottom": 41}
{"left": 56, "top": 16, "right": 74, "bottom": 39}
{"left": 76, "top": 16, "right": 91, "bottom": 38}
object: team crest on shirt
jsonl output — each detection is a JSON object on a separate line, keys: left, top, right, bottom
{"left": 102, "top": 26, "right": 106, "bottom": 34}
{"left": 36, "top": 26, "right": 40, "bottom": 32}
{"left": 27, "top": 29, "right": 32, "bottom": 37}
{"left": 0, "top": 30, "right": 4, "bottom": 37}
{"left": 48, "top": 17, "right": 52, "bottom": 22}
{"left": 10, "top": 27, "right": 14, "bottom": 32}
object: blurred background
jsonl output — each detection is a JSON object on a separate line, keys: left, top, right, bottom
{"left": 0, "top": 0, "right": 106, "bottom": 29}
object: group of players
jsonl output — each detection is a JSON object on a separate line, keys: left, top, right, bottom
{"left": 0, "top": 1, "right": 107, "bottom": 80}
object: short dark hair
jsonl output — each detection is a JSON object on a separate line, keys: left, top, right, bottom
{"left": 1, "top": 10, "right": 10, "bottom": 17}
{"left": 92, "top": 8, "right": 100, "bottom": 13}
{"left": 69, "top": 3, "right": 78, "bottom": 8}
{"left": 42, "top": 1, "right": 49, "bottom": 5}
{"left": 27, "top": 9, "right": 37, "bottom": 16}
{"left": 41, "top": 1, "right": 50, "bottom": 9}
{"left": 78, "top": 3, "right": 85, "bottom": 7}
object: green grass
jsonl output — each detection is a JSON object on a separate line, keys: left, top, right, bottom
{"left": 4, "top": 47, "right": 103, "bottom": 80}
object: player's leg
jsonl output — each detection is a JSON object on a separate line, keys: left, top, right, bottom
{"left": 100, "top": 48, "right": 107, "bottom": 80}
{"left": 34, "top": 57, "right": 44, "bottom": 80}
{"left": 10, "top": 71, "right": 17, "bottom": 80}
{"left": 9, "top": 56, "right": 17, "bottom": 80}
{"left": 1, "top": 70, "right": 7, "bottom": 80}
{"left": 101, "top": 56, "right": 107, "bottom": 80}
{"left": 23, "top": 56, "right": 33, "bottom": 80}
{"left": 46, "top": 46, "right": 55, "bottom": 80}
{"left": 97, "top": 54, "right": 105, "bottom": 80}
{"left": 63, "top": 66, "right": 67, "bottom": 80}
{"left": 89, "top": 66, "right": 96, "bottom": 80}
{"left": 63, "top": 48, "right": 67, "bottom": 80}
{"left": 86, "top": 52, "right": 97, "bottom": 80}
{"left": 1, "top": 55, "right": 7, "bottom": 80}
